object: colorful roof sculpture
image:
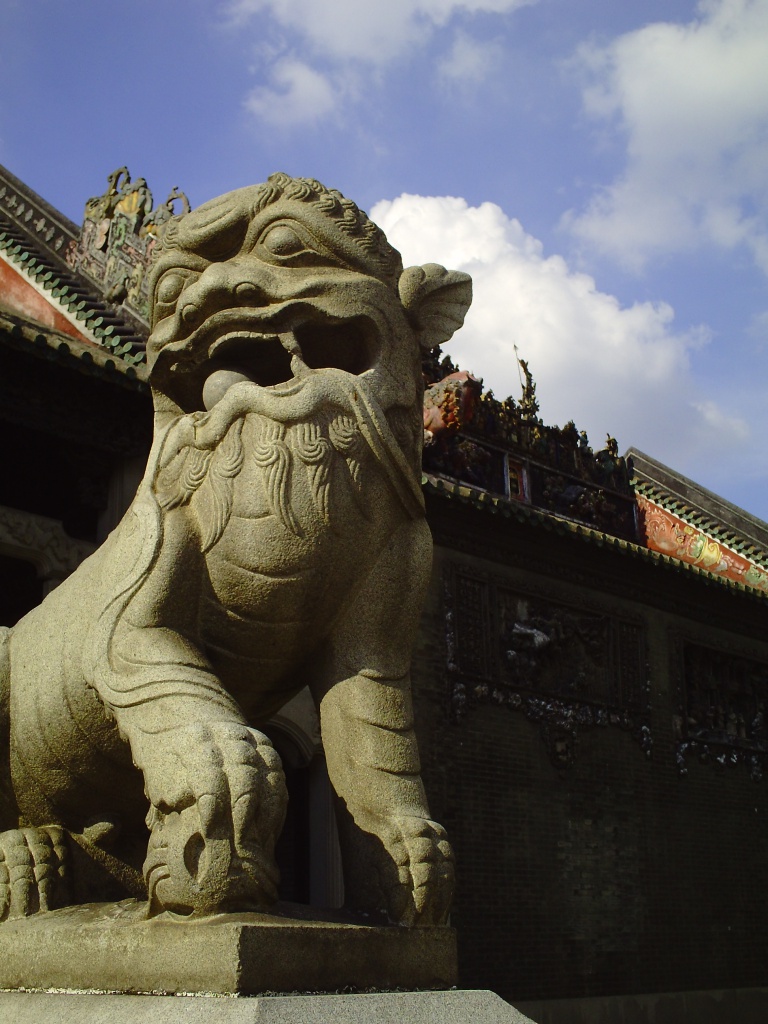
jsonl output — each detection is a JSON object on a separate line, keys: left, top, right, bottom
{"left": 0, "top": 163, "right": 189, "bottom": 367}
{"left": 422, "top": 347, "right": 639, "bottom": 543}
{"left": 66, "top": 167, "right": 189, "bottom": 331}
{"left": 422, "top": 352, "right": 768, "bottom": 598}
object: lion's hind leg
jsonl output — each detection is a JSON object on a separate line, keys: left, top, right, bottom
{"left": 0, "top": 632, "right": 67, "bottom": 922}
{"left": 0, "top": 824, "right": 69, "bottom": 921}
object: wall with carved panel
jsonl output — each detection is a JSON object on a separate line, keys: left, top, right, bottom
{"left": 411, "top": 490, "right": 768, "bottom": 1004}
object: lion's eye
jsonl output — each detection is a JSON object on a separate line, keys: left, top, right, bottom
{"left": 252, "top": 219, "right": 346, "bottom": 269}
{"left": 261, "top": 223, "right": 312, "bottom": 258}
{"left": 155, "top": 270, "right": 188, "bottom": 306}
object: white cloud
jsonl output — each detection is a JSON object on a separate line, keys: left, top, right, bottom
{"left": 565, "top": 0, "right": 768, "bottom": 274}
{"left": 437, "top": 31, "right": 502, "bottom": 83}
{"left": 691, "top": 399, "right": 750, "bottom": 441}
{"left": 243, "top": 57, "right": 338, "bottom": 126}
{"left": 229, "top": 0, "right": 534, "bottom": 63}
{"left": 230, "top": 0, "right": 534, "bottom": 126}
{"left": 371, "top": 193, "right": 749, "bottom": 465}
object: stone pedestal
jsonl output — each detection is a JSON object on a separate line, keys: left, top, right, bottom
{"left": 0, "top": 990, "right": 537, "bottom": 1023}
{"left": 0, "top": 900, "right": 456, "bottom": 995}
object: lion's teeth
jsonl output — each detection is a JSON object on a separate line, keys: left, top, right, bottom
{"left": 290, "top": 354, "right": 309, "bottom": 378}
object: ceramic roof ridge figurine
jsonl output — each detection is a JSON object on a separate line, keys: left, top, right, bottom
{"left": 0, "top": 173, "right": 471, "bottom": 926}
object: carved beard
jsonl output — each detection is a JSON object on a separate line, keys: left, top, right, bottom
{"left": 153, "top": 398, "right": 420, "bottom": 553}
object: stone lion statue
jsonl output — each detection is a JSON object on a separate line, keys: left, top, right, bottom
{"left": 0, "top": 174, "right": 472, "bottom": 926}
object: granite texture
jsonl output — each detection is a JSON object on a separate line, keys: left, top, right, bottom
{"left": 0, "top": 900, "right": 457, "bottom": 995}
{"left": 0, "top": 990, "right": 535, "bottom": 1024}
{"left": 0, "top": 173, "right": 472, "bottom": 927}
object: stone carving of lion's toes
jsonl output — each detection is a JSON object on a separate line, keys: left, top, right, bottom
{"left": 140, "top": 723, "right": 287, "bottom": 916}
{"left": 0, "top": 825, "right": 69, "bottom": 921}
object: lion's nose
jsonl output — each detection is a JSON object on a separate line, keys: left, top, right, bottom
{"left": 177, "top": 263, "right": 269, "bottom": 327}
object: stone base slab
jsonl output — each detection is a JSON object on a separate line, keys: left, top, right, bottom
{"left": 0, "top": 900, "right": 456, "bottom": 996}
{"left": 0, "top": 990, "right": 537, "bottom": 1024}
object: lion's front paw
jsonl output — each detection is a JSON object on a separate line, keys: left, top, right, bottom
{"left": 0, "top": 826, "right": 69, "bottom": 921}
{"left": 138, "top": 722, "right": 287, "bottom": 916}
{"left": 386, "top": 815, "right": 454, "bottom": 927}
{"left": 350, "top": 813, "right": 454, "bottom": 928}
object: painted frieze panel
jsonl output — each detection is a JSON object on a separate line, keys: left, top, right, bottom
{"left": 674, "top": 638, "right": 768, "bottom": 781}
{"left": 447, "top": 564, "right": 650, "bottom": 765}
{"left": 638, "top": 493, "right": 768, "bottom": 594}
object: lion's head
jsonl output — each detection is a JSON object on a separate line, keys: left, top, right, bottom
{"left": 146, "top": 174, "right": 472, "bottom": 464}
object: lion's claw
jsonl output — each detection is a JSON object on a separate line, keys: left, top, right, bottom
{"left": 0, "top": 826, "right": 69, "bottom": 921}
{"left": 354, "top": 813, "right": 454, "bottom": 928}
{"left": 389, "top": 816, "right": 454, "bottom": 926}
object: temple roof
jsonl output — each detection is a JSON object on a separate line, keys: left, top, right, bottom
{"left": 0, "top": 162, "right": 190, "bottom": 366}
{"left": 0, "top": 309, "right": 148, "bottom": 392}
{"left": 0, "top": 164, "right": 79, "bottom": 261}
{"left": 1, "top": 162, "right": 765, "bottom": 598}
{"left": 629, "top": 447, "right": 768, "bottom": 560}
{"left": 422, "top": 354, "right": 768, "bottom": 597}
{"left": 424, "top": 472, "right": 768, "bottom": 603}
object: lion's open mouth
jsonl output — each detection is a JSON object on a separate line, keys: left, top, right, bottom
{"left": 210, "top": 317, "right": 374, "bottom": 386}
{"left": 209, "top": 333, "right": 294, "bottom": 389}
{"left": 170, "top": 313, "right": 380, "bottom": 412}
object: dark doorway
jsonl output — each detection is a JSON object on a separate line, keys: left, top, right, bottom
{"left": 266, "top": 732, "right": 312, "bottom": 905}
{"left": 0, "top": 555, "right": 42, "bottom": 626}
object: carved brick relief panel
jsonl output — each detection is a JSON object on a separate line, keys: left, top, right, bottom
{"left": 674, "top": 637, "right": 768, "bottom": 780}
{"left": 447, "top": 563, "right": 650, "bottom": 765}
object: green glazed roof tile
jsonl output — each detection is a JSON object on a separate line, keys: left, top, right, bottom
{"left": 0, "top": 309, "right": 148, "bottom": 392}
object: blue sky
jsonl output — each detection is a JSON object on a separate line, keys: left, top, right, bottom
{"left": 3, "top": 0, "right": 768, "bottom": 519}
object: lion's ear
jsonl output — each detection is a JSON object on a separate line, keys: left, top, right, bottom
{"left": 398, "top": 264, "right": 473, "bottom": 352}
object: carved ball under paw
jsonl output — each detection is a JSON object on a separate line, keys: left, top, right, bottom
{"left": 144, "top": 801, "right": 281, "bottom": 916}
{"left": 0, "top": 825, "right": 69, "bottom": 921}
{"left": 140, "top": 722, "right": 288, "bottom": 915}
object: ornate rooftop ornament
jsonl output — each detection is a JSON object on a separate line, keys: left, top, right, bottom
{"left": 517, "top": 356, "right": 540, "bottom": 421}
{"left": 422, "top": 348, "right": 638, "bottom": 541}
{"left": 66, "top": 168, "right": 190, "bottom": 325}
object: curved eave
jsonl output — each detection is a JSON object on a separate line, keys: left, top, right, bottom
{"left": 0, "top": 224, "right": 147, "bottom": 364}
{"left": 423, "top": 473, "right": 768, "bottom": 603}
{"left": 0, "top": 310, "right": 149, "bottom": 393}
